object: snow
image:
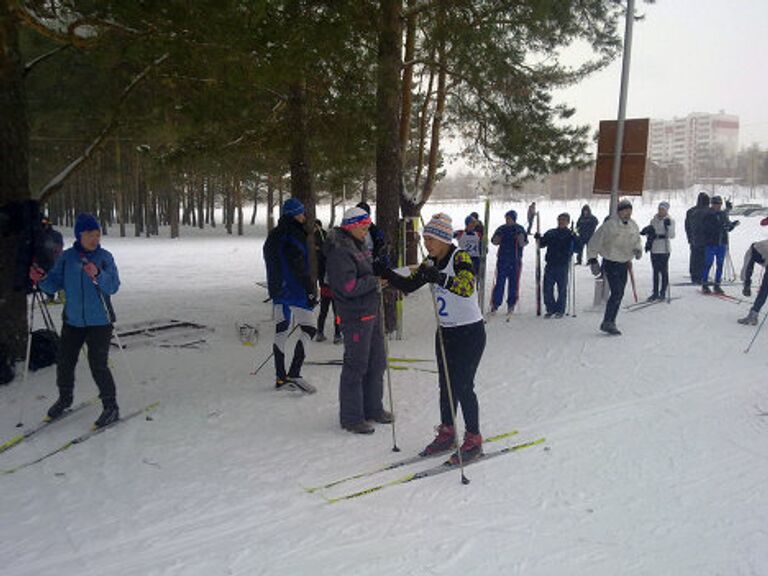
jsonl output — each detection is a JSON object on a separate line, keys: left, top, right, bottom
{"left": 2, "top": 189, "right": 767, "bottom": 576}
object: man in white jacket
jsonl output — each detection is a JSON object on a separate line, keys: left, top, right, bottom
{"left": 586, "top": 199, "right": 643, "bottom": 335}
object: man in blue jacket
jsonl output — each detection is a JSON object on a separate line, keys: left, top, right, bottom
{"left": 263, "top": 198, "right": 317, "bottom": 392}
{"left": 490, "top": 210, "right": 528, "bottom": 314}
{"left": 30, "top": 213, "right": 121, "bottom": 428}
{"left": 535, "top": 213, "right": 579, "bottom": 318}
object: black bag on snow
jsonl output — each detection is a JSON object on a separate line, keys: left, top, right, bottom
{"left": 0, "top": 346, "right": 15, "bottom": 386}
{"left": 29, "top": 329, "right": 59, "bottom": 371}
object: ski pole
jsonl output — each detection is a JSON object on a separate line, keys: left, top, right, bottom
{"left": 628, "top": 261, "right": 638, "bottom": 302}
{"left": 14, "top": 291, "right": 37, "bottom": 428}
{"left": 415, "top": 221, "right": 470, "bottom": 485}
{"left": 379, "top": 288, "right": 400, "bottom": 452}
{"left": 744, "top": 310, "right": 768, "bottom": 354}
{"left": 79, "top": 255, "right": 139, "bottom": 390}
{"left": 252, "top": 323, "right": 299, "bottom": 376}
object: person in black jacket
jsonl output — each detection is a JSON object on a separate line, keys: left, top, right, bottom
{"left": 535, "top": 213, "right": 579, "bottom": 317}
{"left": 313, "top": 219, "right": 341, "bottom": 344}
{"left": 700, "top": 196, "right": 739, "bottom": 294}
{"left": 575, "top": 205, "right": 598, "bottom": 265}
{"left": 262, "top": 198, "right": 317, "bottom": 391}
{"left": 685, "top": 192, "right": 710, "bottom": 284}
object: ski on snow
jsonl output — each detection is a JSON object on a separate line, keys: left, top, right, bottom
{"left": 2, "top": 401, "right": 160, "bottom": 476}
{"left": 703, "top": 292, "right": 752, "bottom": 305}
{"left": 303, "top": 428, "right": 520, "bottom": 494}
{"left": 0, "top": 398, "right": 98, "bottom": 456}
{"left": 323, "top": 437, "right": 546, "bottom": 504}
{"left": 625, "top": 296, "right": 681, "bottom": 312}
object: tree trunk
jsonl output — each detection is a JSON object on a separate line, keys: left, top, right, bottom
{"left": 376, "top": 0, "right": 404, "bottom": 334}
{"left": 287, "top": 79, "right": 317, "bottom": 286}
{"left": 0, "top": 2, "right": 30, "bottom": 359}
{"left": 266, "top": 175, "right": 275, "bottom": 231}
{"left": 375, "top": 0, "right": 403, "bottom": 255}
{"left": 114, "top": 138, "right": 126, "bottom": 237}
{"left": 235, "top": 178, "right": 244, "bottom": 236}
{"left": 399, "top": 5, "right": 416, "bottom": 157}
{"left": 421, "top": 5, "right": 447, "bottom": 207}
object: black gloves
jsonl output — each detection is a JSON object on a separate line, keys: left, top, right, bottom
{"left": 372, "top": 260, "right": 388, "bottom": 277}
{"left": 419, "top": 264, "right": 449, "bottom": 287}
{"left": 307, "top": 294, "right": 318, "bottom": 308}
{"left": 533, "top": 232, "right": 541, "bottom": 240}
{"left": 729, "top": 220, "right": 740, "bottom": 230}
{"left": 588, "top": 258, "right": 601, "bottom": 277}
{"left": 664, "top": 218, "right": 671, "bottom": 227}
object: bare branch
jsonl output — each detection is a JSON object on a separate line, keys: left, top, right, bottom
{"left": 23, "top": 44, "right": 70, "bottom": 77}
{"left": 37, "top": 53, "right": 170, "bottom": 203}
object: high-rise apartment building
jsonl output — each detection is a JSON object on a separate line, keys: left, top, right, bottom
{"left": 648, "top": 111, "right": 739, "bottom": 185}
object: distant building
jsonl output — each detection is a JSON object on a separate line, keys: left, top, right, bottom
{"left": 648, "top": 111, "right": 739, "bottom": 185}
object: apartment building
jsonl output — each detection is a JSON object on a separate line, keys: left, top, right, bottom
{"left": 648, "top": 111, "right": 739, "bottom": 185}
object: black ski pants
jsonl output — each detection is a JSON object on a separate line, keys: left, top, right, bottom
{"left": 57, "top": 323, "right": 116, "bottom": 407}
{"left": 689, "top": 244, "right": 706, "bottom": 283}
{"left": 651, "top": 253, "right": 670, "bottom": 298}
{"left": 435, "top": 320, "right": 485, "bottom": 435}
{"left": 603, "top": 259, "right": 628, "bottom": 325}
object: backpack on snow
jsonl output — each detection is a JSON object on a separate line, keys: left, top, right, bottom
{"left": 29, "top": 329, "right": 59, "bottom": 371}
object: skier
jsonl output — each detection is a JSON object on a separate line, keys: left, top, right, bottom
{"left": 490, "top": 210, "right": 528, "bottom": 315}
{"left": 684, "top": 192, "right": 710, "bottom": 284}
{"left": 381, "top": 213, "right": 485, "bottom": 464}
{"left": 526, "top": 201, "right": 536, "bottom": 235}
{"left": 643, "top": 201, "right": 676, "bottom": 301}
{"left": 469, "top": 211, "right": 485, "bottom": 238}
{"left": 576, "top": 204, "right": 598, "bottom": 265}
{"left": 534, "top": 213, "right": 578, "bottom": 318}
{"left": 586, "top": 199, "right": 643, "bottom": 335}
{"left": 737, "top": 227, "right": 768, "bottom": 325}
{"left": 28, "top": 213, "right": 121, "bottom": 428}
{"left": 700, "top": 196, "right": 740, "bottom": 294}
{"left": 262, "top": 198, "right": 317, "bottom": 392}
{"left": 453, "top": 215, "right": 482, "bottom": 275}
{"left": 324, "top": 207, "right": 391, "bottom": 434}
{"left": 313, "top": 219, "right": 341, "bottom": 344}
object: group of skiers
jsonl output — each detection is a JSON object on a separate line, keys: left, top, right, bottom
{"left": 263, "top": 194, "right": 767, "bottom": 464}
{"left": 20, "top": 193, "right": 766, "bottom": 464}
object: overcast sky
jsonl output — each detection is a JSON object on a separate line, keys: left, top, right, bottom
{"left": 558, "top": 0, "right": 768, "bottom": 149}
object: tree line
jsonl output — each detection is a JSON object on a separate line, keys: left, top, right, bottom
{"left": 1, "top": 0, "right": 632, "bottom": 357}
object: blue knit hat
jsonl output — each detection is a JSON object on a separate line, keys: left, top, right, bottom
{"left": 74, "top": 213, "right": 100, "bottom": 241}
{"left": 422, "top": 213, "right": 454, "bottom": 244}
{"left": 282, "top": 198, "right": 305, "bottom": 217}
{"left": 505, "top": 210, "right": 517, "bottom": 222}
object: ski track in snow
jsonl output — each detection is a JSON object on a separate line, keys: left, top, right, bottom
{"left": 2, "top": 195, "right": 768, "bottom": 576}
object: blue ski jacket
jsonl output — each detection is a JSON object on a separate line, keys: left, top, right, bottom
{"left": 39, "top": 242, "right": 120, "bottom": 327}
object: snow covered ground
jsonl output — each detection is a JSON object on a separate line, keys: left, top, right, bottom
{"left": 2, "top": 189, "right": 768, "bottom": 576}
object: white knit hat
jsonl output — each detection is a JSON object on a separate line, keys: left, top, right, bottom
{"left": 422, "top": 213, "right": 454, "bottom": 244}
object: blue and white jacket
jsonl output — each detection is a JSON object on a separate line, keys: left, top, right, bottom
{"left": 39, "top": 243, "right": 120, "bottom": 327}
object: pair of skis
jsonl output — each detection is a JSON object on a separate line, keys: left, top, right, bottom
{"left": 1, "top": 401, "right": 159, "bottom": 476}
{"left": 304, "top": 429, "right": 546, "bottom": 503}
{"left": 624, "top": 295, "right": 681, "bottom": 312}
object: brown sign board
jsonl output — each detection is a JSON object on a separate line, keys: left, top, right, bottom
{"left": 593, "top": 118, "right": 650, "bottom": 196}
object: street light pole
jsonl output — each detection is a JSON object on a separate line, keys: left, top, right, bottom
{"left": 609, "top": 0, "right": 636, "bottom": 216}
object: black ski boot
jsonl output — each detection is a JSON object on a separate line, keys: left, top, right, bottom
{"left": 46, "top": 395, "right": 73, "bottom": 420}
{"left": 599, "top": 321, "right": 622, "bottom": 336}
{"left": 713, "top": 284, "right": 724, "bottom": 295}
{"left": 94, "top": 404, "right": 120, "bottom": 428}
{"left": 342, "top": 420, "right": 375, "bottom": 435}
{"left": 702, "top": 283, "right": 712, "bottom": 294}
